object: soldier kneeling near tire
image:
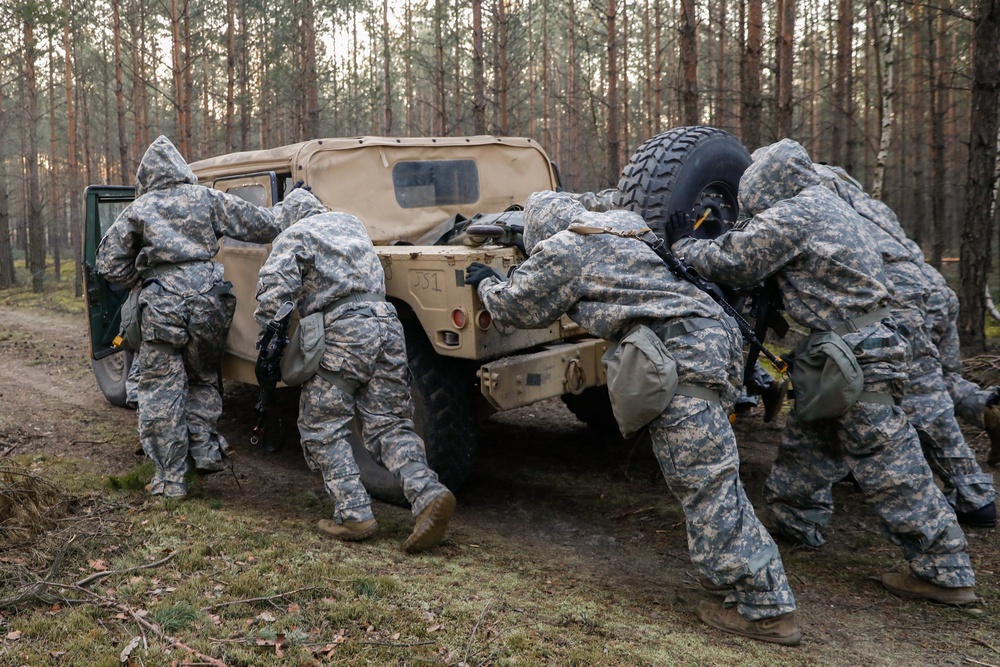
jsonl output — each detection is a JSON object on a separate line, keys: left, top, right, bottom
{"left": 254, "top": 188, "right": 455, "bottom": 554}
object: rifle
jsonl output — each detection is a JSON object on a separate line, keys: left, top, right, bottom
{"left": 642, "top": 233, "right": 788, "bottom": 376}
{"left": 251, "top": 300, "right": 296, "bottom": 453}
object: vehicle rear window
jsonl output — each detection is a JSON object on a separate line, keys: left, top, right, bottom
{"left": 223, "top": 183, "right": 267, "bottom": 206}
{"left": 392, "top": 159, "right": 479, "bottom": 208}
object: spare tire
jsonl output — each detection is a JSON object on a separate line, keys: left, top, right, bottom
{"left": 614, "top": 126, "right": 750, "bottom": 240}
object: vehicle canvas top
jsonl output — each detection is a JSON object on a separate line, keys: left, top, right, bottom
{"left": 188, "top": 136, "right": 558, "bottom": 245}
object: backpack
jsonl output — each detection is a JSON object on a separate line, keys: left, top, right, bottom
{"left": 602, "top": 324, "right": 679, "bottom": 437}
{"left": 788, "top": 331, "right": 864, "bottom": 423}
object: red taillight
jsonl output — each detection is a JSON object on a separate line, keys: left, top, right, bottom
{"left": 476, "top": 310, "right": 492, "bottom": 330}
{"left": 451, "top": 308, "right": 467, "bottom": 329}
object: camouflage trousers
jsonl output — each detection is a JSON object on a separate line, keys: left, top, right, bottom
{"left": 297, "top": 308, "right": 447, "bottom": 523}
{"left": 946, "top": 372, "right": 994, "bottom": 430}
{"left": 765, "top": 398, "right": 975, "bottom": 588}
{"left": 137, "top": 285, "right": 235, "bottom": 497}
{"left": 904, "top": 361, "right": 995, "bottom": 513}
{"left": 651, "top": 323, "right": 795, "bottom": 620}
{"left": 652, "top": 396, "right": 796, "bottom": 620}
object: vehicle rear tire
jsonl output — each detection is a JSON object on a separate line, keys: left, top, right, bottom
{"left": 614, "top": 126, "right": 751, "bottom": 240}
{"left": 561, "top": 387, "right": 619, "bottom": 433}
{"left": 92, "top": 350, "right": 134, "bottom": 409}
{"left": 351, "top": 322, "right": 480, "bottom": 505}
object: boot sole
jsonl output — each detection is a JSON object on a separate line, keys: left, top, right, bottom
{"left": 317, "top": 520, "right": 378, "bottom": 542}
{"left": 881, "top": 578, "right": 976, "bottom": 606}
{"left": 404, "top": 492, "right": 456, "bottom": 553}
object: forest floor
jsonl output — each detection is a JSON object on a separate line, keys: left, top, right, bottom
{"left": 1, "top": 293, "right": 999, "bottom": 666}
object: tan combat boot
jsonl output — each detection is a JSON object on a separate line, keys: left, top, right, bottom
{"left": 984, "top": 403, "right": 1000, "bottom": 466}
{"left": 317, "top": 519, "right": 379, "bottom": 542}
{"left": 881, "top": 572, "right": 976, "bottom": 606}
{"left": 404, "top": 491, "right": 456, "bottom": 553}
{"left": 696, "top": 600, "right": 802, "bottom": 646}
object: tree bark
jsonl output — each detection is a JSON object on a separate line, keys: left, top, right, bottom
{"left": 871, "top": 0, "right": 895, "bottom": 201}
{"left": 0, "top": 59, "right": 13, "bottom": 289}
{"left": 831, "top": 0, "right": 853, "bottom": 168}
{"left": 775, "top": 0, "right": 795, "bottom": 139}
{"left": 24, "top": 12, "right": 46, "bottom": 293}
{"left": 741, "top": 0, "right": 762, "bottom": 148}
{"left": 606, "top": 0, "right": 621, "bottom": 185}
{"left": 959, "top": 0, "right": 1000, "bottom": 353}
{"left": 679, "top": 0, "right": 699, "bottom": 125}
{"left": 64, "top": 0, "right": 81, "bottom": 297}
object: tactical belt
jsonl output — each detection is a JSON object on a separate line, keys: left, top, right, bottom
{"left": 858, "top": 391, "right": 897, "bottom": 406}
{"left": 675, "top": 384, "right": 721, "bottom": 403}
{"left": 324, "top": 291, "right": 384, "bottom": 319}
{"left": 825, "top": 307, "right": 892, "bottom": 336}
{"left": 141, "top": 259, "right": 208, "bottom": 280}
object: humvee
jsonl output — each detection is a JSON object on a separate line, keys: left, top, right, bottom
{"left": 83, "top": 127, "right": 750, "bottom": 501}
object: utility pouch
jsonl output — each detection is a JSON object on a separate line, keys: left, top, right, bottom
{"left": 279, "top": 311, "right": 326, "bottom": 386}
{"left": 118, "top": 285, "right": 143, "bottom": 352}
{"left": 602, "top": 324, "right": 678, "bottom": 438}
{"left": 788, "top": 330, "right": 864, "bottom": 423}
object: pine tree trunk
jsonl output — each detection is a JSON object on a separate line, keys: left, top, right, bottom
{"left": 24, "top": 13, "right": 46, "bottom": 293}
{"left": 606, "top": 0, "right": 620, "bottom": 185}
{"left": 680, "top": 0, "right": 699, "bottom": 125}
{"left": 64, "top": 0, "right": 81, "bottom": 298}
{"left": 959, "top": 0, "right": 1000, "bottom": 353}
{"left": 741, "top": 0, "right": 762, "bottom": 149}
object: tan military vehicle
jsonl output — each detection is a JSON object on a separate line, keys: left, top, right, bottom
{"left": 84, "top": 128, "right": 751, "bottom": 501}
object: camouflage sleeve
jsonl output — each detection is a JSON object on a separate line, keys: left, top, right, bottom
{"left": 567, "top": 189, "right": 617, "bottom": 212}
{"left": 95, "top": 204, "right": 141, "bottom": 288}
{"left": 208, "top": 189, "right": 282, "bottom": 244}
{"left": 254, "top": 232, "right": 307, "bottom": 327}
{"left": 673, "top": 207, "right": 804, "bottom": 288}
{"left": 477, "top": 239, "right": 579, "bottom": 328}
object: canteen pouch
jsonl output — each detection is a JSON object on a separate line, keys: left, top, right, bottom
{"left": 279, "top": 311, "right": 326, "bottom": 386}
{"left": 788, "top": 330, "right": 864, "bottom": 423}
{"left": 118, "top": 285, "right": 143, "bottom": 352}
{"left": 602, "top": 324, "right": 678, "bottom": 437}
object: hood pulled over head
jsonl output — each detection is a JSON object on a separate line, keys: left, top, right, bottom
{"left": 739, "top": 139, "right": 820, "bottom": 216}
{"left": 135, "top": 136, "right": 197, "bottom": 196}
{"left": 275, "top": 188, "right": 328, "bottom": 230}
{"left": 523, "top": 190, "right": 648, "bottom": 254}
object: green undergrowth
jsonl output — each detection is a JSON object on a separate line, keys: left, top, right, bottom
{"left": 0, "top": 259, "right": 86, "bottom": 315}
{"left": 0, "top": 456, "right": 815, "bottom": 667}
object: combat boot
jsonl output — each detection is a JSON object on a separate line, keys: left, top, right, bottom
{"left": 957, "top": 500, "right": 997, "bottom": 528}
{"left": 317, "top": 518, "right": 378, "bottom": 542}
{"left": 696, "top": 600, "right": 801, "bottom": 646}
{"left": 762, "top": 378, "right": 788, "bottom": 424}
{"left": 404, "top": 490, "right": 456, "bottom": 553}
{"left": 984, "top": 403, "right": 1000, "bottom": 466}
{"left": 699, "top": 578, "right": 731, "bottom": 595}
{"left": 881, "top": 572, "right": 976, "bottom": 606}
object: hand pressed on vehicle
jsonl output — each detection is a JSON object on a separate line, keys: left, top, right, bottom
{"left": 464, "top": 262, "right": 506, "bottom": 288}
{"left": 665, "top": 210, "right": 695, "bottom": 249}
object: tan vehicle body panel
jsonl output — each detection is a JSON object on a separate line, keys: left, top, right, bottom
{"left": 190, "top": 136, "right": 604, "bottom": 409}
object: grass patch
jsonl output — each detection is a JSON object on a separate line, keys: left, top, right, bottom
{"left": 105, "top": 460, "right": 155, "bottom": 492}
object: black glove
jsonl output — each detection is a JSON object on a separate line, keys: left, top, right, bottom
{"left": 465, "top": 262, "right": 505, "bottom": 288}
{"left": 255, "top": 354, "right": 282, "bottom": 387}
{"left": 665, "top": 210, "right": 695, "bottom": 248}
{"left": 290, "top": 179, "right": 312, "bottom": 192}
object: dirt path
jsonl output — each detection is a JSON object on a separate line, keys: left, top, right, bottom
{"left": 2, "top": 305, "right": 999, "bottom": 666}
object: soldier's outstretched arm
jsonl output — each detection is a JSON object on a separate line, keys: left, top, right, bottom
{"left": 208, "top": 189, "right": 283, "bottom": 244}
{"left": 476, "top": 240, "right": 578, "bottom": 329}
{"left": 95, "top": 204, "right": 142, "bottom": 288}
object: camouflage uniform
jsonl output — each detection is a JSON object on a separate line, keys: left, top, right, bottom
{"left": 814, "top": 165, "right": 995, "bottom": 515}
{"left": 97, "top": 136, "right": 282, "bottom": 498}
{"left": 476, "top": 190, "right": 796, "bottom": 621}
{"left": 920, "top": 260, "right": 998, "bottom": 428}
{"left": 675, "top": 139, "right": 974, "bottom": 589}
{"left": 254, "top": 189, "right": 450, "bottom": 525}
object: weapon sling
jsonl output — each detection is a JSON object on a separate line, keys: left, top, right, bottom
{"left": 567, "top": 223, "right": 787, "bottom": 374}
